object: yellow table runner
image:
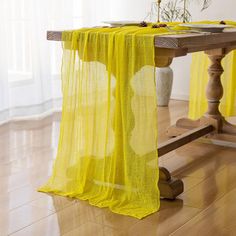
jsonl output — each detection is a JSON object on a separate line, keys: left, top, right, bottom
{"left": 39, "top": 24, "right": 184, "bottom": 219}
{"left": 189, "top": 21, "right": 236, "bottom": 119}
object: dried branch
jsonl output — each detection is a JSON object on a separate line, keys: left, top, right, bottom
{"left": 200, "top": 0, "right": 212, "bottom": 11}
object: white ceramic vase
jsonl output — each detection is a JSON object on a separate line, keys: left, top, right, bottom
{"left": 156, "top": 66, "right": 173, "bottom": 106}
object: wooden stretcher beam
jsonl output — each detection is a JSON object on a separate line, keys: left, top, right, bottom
{"left": 158, "top": 124, "right": 214, "bottom": 157}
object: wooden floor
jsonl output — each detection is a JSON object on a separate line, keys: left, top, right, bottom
{"left": 1, "top": 100, "right": 236, "bottom": 236}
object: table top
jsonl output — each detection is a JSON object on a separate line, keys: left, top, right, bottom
{"left": 47, "top": 29, "right": 236, "bottom": 56}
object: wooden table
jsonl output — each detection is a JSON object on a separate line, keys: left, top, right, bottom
{"left": 47, "top": 29, "right": 236, "bottom": 200}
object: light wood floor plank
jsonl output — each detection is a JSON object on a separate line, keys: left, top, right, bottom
{"left": 171, "top": 187, "right": 236, "bottom": 236}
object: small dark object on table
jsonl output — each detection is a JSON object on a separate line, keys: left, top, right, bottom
{"left": 159, "top": 23, "right": 167, "bottom": 27}
{"left": 139, "top": 21, "right": 148, "bottom": 27}
{"left": 152, "top": 23, "right": 167, "bottom": 28}
{"left": 220, "top": 21, "right": 226, "bottom": 25}
{"left": 152, "top": 24, "right": 160, "bottom": 28}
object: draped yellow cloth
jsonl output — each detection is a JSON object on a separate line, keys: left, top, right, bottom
{"left": 189, "top": 21, "right": 236, "bottom": 119}
{"left": 39, "top": 25, "right": 184, "bottom": 219}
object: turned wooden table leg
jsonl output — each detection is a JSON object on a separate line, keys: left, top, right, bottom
{"left": 204, "top": 50, "right": 225, "bottom": 127}
{"left": 167, "top": 48, "right": 236, "bottom": 137}
{"left": 204, "top": 49, "right": 236, "bottom": 135}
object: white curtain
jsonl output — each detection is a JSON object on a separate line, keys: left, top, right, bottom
{"left": 0, "top": 0, "right": 150, "bottom": 125}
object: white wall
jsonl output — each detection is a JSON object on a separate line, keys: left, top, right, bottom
{"left": 109, "top": 0, "right": 236, "bottom": 101}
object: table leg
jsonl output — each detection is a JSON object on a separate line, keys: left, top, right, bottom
{"left": 158, "top": 167, "right": 184, "bottom": 200}
{"left": 167, "top": 48, "right": 236, "bottom": 140}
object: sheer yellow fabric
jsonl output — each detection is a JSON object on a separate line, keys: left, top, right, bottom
{"left": 39, "top": 25, "right": 183, "bottom": 219}
{"left": 189, "top": 21, "right": 236, "bottom": 119}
